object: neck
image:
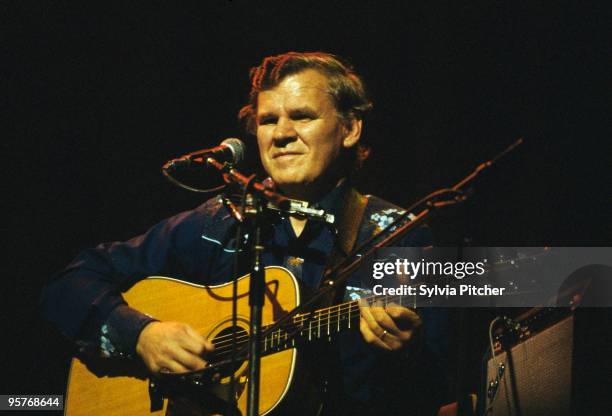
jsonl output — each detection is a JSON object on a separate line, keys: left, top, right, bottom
{"left": 279, "top": 177, "right": 346, "bottom": 203}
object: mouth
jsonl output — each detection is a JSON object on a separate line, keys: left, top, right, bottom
{"left": 272, "top": 152, "right": 303, "bottom": 159}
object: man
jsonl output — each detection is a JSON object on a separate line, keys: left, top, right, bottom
{"left": 42, "top": 52, "right": 448, "bottom": 415}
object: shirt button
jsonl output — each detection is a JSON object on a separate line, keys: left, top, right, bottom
{"left": 287, "top": 256, "right": 304, "bottom": 267}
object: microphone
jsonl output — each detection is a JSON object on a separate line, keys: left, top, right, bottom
{"left": 163, "top": 138, "right": 245, "bottom": 171}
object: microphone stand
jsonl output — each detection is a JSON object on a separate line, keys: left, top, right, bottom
{"left": 204, "top": 157, "right": 332, "bottom": 416}
{"left": 245, "top": 197, "right": 264, "bottom": 416}
{"left": 205, "top": 158, "right": 269, "bottom": 416}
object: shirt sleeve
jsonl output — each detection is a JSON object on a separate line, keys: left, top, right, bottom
{"left": 40, "top": 200, "right": 218, "bottom": 356}
{"left": 97, "top": 305, "right": 157, "bottom": 358}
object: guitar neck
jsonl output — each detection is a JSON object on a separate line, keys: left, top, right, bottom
{"left": 259, "top": 292, "right": 414, "bottom": 354}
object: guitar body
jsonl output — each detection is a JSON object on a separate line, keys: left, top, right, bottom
{"left": 65, "top": 266, "right": 308, "bottom": 416}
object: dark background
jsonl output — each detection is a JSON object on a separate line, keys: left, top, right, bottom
{"left": 3, "top": 0, "right": 610, "bottom": 408}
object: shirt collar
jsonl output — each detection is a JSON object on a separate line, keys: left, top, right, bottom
{"left": 313, "top": 178, "right": 351, "bottom": 218}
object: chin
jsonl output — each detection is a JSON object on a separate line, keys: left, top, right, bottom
{"left": 270, "top": 171, "right": 308, "bottom": 187}
{"left": 274, "top": 178, "right": 306, "bottom": 189}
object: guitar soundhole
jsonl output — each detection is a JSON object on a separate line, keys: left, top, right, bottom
{"left": 209, "top": 325, "right": 248, "bottom": 379}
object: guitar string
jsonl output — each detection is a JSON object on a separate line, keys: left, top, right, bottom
{"left": 208, "top": 314, "right": 363, "bottom": 362}
{"left": 207, "top": 298, "right": 420, "bottom": 365}
{"left": 209, "top": 309, "right": 360, "bottom": 354}
{"left": 209, "top": 292, "right": 414, "bottom": 350}
{"left": 210, "top": 301, "right": 362, "bottom": 348}
{"left": 209, "top": 293, "right": 416, "bottom": 356}
{"left": 208, "top": 292, "right": 413, "bottom": 346}
{"left": 210, "top": 306, "right": 361, "bottom": 352}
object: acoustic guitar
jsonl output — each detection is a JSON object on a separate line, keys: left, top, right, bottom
{"left": 64, "top": 266, "right": 406, "bottom": 415}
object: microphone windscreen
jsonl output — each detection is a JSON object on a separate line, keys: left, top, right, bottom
{"left": 221, "top": 138, "right": 246, "bottom": 164}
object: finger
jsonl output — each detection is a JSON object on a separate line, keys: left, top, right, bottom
{"left": 369, "top": 301, "right": 403, "bottom": 336}
{"left": 358, "top": 299, "right": 385, "bottom": 337}
{"left": 385, "top": 304, "right": 422, "bottom": 342}
{"left": 180, "top": 326, "right": 213, "bottom": 355}
{"left": 361, "top": 299, "right": 401, "bottom": 338}
{"left": 163, "top": 359, "right": 191, "bottom": 374}
{"left": 359, "top": 316, "right": 392, "bottom": 351}
{"left": 142, "top": 357, "right": 159, "bottom": 374}
{"left": 172, "top": 347, "right": 208, "bottom": 371}
{"left": 385, "top": 303, "right": 422, "bottom": 329}
{"left": 359, "top": 300, "right": 402, "bottom": 349}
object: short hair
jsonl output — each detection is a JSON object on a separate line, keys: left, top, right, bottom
{"left": 238, "top": 51, "right": 373, "bottom": 173}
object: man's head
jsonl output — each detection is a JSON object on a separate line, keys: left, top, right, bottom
{"left": 239, "top": 52, "right": 373, "bottom": 201}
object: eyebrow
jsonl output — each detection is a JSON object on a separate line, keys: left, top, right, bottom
{"left": 288, "top": 106, "right": 317, "bottom": 116}
{"left": 256, "top": 111, "right": 276, "bottom": 121}
{"left": 257, "top": 106, "right": 318, "bottom": 119}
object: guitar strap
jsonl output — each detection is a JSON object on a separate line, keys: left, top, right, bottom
{"left": 310, "top": 187, "right": 368, "bottom": 414}
{"left": 320, "top": 187, "right": 368, "bottom": 304}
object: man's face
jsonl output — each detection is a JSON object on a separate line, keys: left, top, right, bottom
{"left": 256, "top": 69, "right": 360, "bottom": 199}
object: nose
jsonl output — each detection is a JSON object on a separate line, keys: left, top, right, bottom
{"left": 272, "top": 117, "right": 297, "bottom": 146}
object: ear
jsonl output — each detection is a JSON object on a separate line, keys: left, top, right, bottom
{"left": 342, "top": 117, "right": 362, "bottom": 149}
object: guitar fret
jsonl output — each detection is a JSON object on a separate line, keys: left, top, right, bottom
{"left": 298, "top": 315, "right": 304, "bottom": 338}
{"left": 327, "top": 307, "right": 330, "bottom": 336}
{"left": 308, "top": 318, "right": 312, "bottom": 341}
{"left": 348, "top": 304, "right": 352, "bottom": 329}
{"left": 336, "top": 304, "right": 340, "bottom": 333}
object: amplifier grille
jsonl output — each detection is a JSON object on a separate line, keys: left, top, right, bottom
{"left": 485, "top": 316, "right": 573, "bottom": 416}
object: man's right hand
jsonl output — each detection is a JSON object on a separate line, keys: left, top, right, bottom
{"left": 135, "top": 321, "right": 214, "bottom": 374}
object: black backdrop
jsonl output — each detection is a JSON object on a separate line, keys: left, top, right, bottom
{"left": 3, "top": 0, "right": 611, "bottom": 407}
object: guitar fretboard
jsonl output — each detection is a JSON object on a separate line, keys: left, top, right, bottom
{"left": 205, "top": 292, "right": 415, "bottom": 368}
{"left": 260, "top": 292, "right": 415, "bottom": 354}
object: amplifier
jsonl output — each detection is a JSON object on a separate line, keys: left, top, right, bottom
{"left": 482, "top": 309, "right": 612, "bottom": 416}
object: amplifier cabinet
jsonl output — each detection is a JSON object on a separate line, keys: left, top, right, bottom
{"left": 483, "top": 309, "right": 612, "bottom": 416}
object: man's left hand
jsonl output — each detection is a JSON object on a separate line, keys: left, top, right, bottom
{"left": 359, "top": 299, "right": 422, "bottom": 351}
